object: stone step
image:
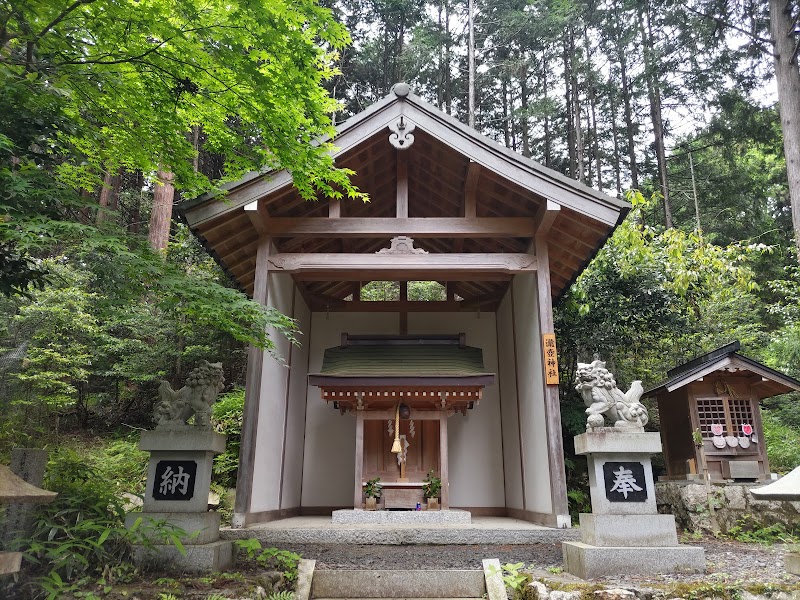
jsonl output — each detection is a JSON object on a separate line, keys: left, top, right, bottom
{"left": 310, "top": 569, "right": 486, "bottom": 599}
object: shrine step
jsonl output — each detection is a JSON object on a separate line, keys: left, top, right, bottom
{"left": 309, "top": 569, "right": 486, "bottom": 599}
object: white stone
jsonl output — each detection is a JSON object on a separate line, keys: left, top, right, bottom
{"left": 294, "top": 559, "right": 315, "bottom": 600}
{"left": 331, "top": 508, "right": 471, "bottom": 525}
{"left": 125, "top": 511, "right": 221, "bottom": 544}
{"left": 593, "top": 589, "right": 635, "bottom": 600}
{"left": 562, "top": 541, "right": 705, "bottom": 579}
{"left": 574, "top": 431, "right": 663, "bottom": 456}
{"left": 527, "top": 581, "right": 550, "bottom": 600}
{"left": 549, "top": 591, "right": 581, "bottom": 600}
{"left": 579, "top": 514, "right": 679, "bottom": 547}
{"left": 586, "top": 453, "right": 657, "bottom": 515}
{"left": 140, "top": 429, "right": 226, "bottom": 453}
{"left": 132, "top": 539, "right": 233, "bottom": 572}
{"left": 483, "top": 558, "right": 509, "bottom": 600}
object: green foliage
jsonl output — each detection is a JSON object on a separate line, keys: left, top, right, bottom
{"left": 8, "top": 450, "right": 184, "bottom": 600}
{"left": 487, "top": 562, "right": 527, "bottom": 591}
{"left": 266, "top": 592, "right": 295, "bottom": 600}
{"left": 566, "top": 488, "right": 590, "bottom": 523}
{"left": 212, "top": 388, "right": 244, "bottom": 489}
{"left": 557, "top": 190, "right": 768, "bottom": 404}
{"left": 360, "top": 281, "right": 399, "bottom": 301}
{"left": 421, "top": 470, "right": 441, "bottom": 499}
{"left": 233, "top": 539, "right": 301, "bottom": 590}
{"left": 0, "top": 0, "right": 361, "bottom": 200}
{"left": 723, "top": 515, "right": 799, "bottom": 545}
{"left": 364, "top": 476, "right": 383, "bottom": 499}
{"left": 761, "top": 411, "right": 800, "bottom": 472}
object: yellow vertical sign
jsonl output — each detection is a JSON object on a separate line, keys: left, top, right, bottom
{"left": 542, "top": 333, "right": 559, "bottom": 385}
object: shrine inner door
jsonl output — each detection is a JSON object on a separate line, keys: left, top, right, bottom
{"left": 363, "top": 419, "right": 440, "bottom": 482}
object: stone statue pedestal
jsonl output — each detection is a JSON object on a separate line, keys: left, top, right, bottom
{"left": 125, "top": 429, "right": 232, "bottom": 572}
{"left": 563, "top": 429, "right": 704, "bottom": 579}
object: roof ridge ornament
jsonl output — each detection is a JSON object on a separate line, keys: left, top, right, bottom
{"left": 377, "top": 236, "right": 427, "bottom": 255}
{"left": 392, "top": 82, "right": 410, "bottom": 98}
{"left": 388, "top": 115, "right": 415, "bottom": 149}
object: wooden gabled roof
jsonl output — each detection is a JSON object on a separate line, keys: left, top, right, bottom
{"left": 179, "top": 84, "right": 629, "bottom": 306}
{"left": 644, "top": 341, "right": 800, "bottom": 399}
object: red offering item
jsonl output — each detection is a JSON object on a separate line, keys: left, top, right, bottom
{"left": 742, "top": 423, "right": 753, "bottom": 436}
{"left": 711, "top": 423, "right": 724, "bottom": 436}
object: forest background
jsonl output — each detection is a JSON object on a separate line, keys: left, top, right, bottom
{"left": 2, "top": 0, "right": 800, "bottom": 525}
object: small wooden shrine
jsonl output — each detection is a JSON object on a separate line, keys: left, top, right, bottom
{"left": 645, "top": 341, "right": 800, "bottom": 482}
{"left": 308, "top": 333, "right": 494, "bottom": 509}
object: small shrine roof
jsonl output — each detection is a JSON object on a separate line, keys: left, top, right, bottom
{"left": 308, "top": 334, "right": 495, "bottom": 389}
{"left": 644, "top": 341, "right": 800, "bottom": 399}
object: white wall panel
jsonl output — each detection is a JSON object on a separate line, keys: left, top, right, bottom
{"left": 280, "top": 289, "right": 311, "bottom": 509}
{"left": 406, "top": 313, "right": 504, "bottom": 507}
{"left": 301, "top": 313, "right": 399, "bottom": 507}
{"left": 512, "top": 275, "right": 552, "bottom": 514}
{"left": 496, "top": 292, "right": 523, "bottom": 510}
{"left": 250, "top": 272, "right": 295, "bottom": 512}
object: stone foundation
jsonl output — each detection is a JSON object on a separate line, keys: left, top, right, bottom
{"left": 656, "top": 481, "right": 800, "bottom": 533}
{"left": 331, "top": 508, "right": 471, "bottom": 524}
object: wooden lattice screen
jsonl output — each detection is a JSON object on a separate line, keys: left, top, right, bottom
{"left": 696, "top": 396, "right": 754, "bottom": 438}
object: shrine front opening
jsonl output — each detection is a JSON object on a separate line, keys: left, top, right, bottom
{"left": 309, "top": 334, "right": 494, "bottom": 511}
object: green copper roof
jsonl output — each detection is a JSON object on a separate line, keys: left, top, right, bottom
{"left": 318, "top": 344, "right": 490, "bottom": 378}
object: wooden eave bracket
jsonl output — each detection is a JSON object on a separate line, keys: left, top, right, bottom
{"left": 535, "top": 200, "right": 561, "bottom": 238}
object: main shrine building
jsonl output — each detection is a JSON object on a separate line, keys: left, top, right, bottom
{"left": 179, "top": 84, "right": 629, "bottom": 529}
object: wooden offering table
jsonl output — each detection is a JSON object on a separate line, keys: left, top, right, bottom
{"left": 379, "top": 482, "right": 425, "bottom": 509}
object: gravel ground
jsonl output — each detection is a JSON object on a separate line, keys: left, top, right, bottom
{"left": 274, "top": 537, "right": 800, "bottom": 586}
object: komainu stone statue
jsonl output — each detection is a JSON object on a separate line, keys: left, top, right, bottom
{"left": 575, "top": 360, "right": 648, "bottom": 431}
{"left": 154, "top": 360, "right": 225, "bottom": 430}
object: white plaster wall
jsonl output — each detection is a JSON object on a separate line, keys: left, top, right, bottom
{"left": 512, "top": 275, "right": 552, "bottom": 514}
{"left": 496, "top": 293, "right": 524, "bottom": 510}
{"left": 280, "top": 289, "right": 311, "bottom": 509}
{"left": 408, "top": 313, "right": 505, "bottom": 508}
{"left": 301, "top": 313, "right": 400, "bottom": 507}
{"left": 250, "top": 272, "right": 295, "bottom": 513}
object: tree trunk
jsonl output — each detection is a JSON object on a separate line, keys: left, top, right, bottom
{"left": 437, "top": 2, "right": 444, "bottom": 109}
{"left": 770, "top": 0, "right": 800, "bottom": 260}
{"left": 610, "top": 87, "right": 623, "bottom": 197}
{"left": 467, "top": 0, "right": 476, "bottom": 128}
{"left": 585, "top": 27, "right": 602, "bottom": 191}
{"left": 502, "top": 76, "right": 510, "bottom": 147}
{"left": 543, "top": 61, "right": 551, "bottom": 168}
{"left": 619, "top": 49, "right": 639, "bottom": 189}
{"left": 521, "top": 66, "right": 530, "bottom": 158}
{"left": 639, "top": 3, "right": 672, "bottom": 227}
{"left": 445, "top": 0, "right": 452, "bottom": 115}
{"left": 573, "top": 59, "right": 584, "bottom": 184}
{"left": 128, "top": 171, "right": 143, "bottom": 233}
{"left": 564, "top": 33, "right": 577, "bottom": 178}
{"left": 96, "top": 168, "right": 121, "bottom": 225}
{"left": 149, "top": 169, "right": 175, "bottom": 251}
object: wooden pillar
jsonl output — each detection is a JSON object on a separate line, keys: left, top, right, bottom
{"left": 354, "top": 409, "right": 365, "bottom": 509}
{"left": 233, "top": 236, "right": 272, "bottom": 524}
{"left": 439, "top": 410, "right": 449, "bottom": 509}
{"left": 535, "top": 237, "right": 569, "bottom": 522}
